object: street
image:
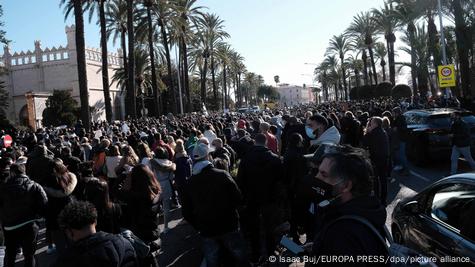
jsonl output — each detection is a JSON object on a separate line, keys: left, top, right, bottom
{"left": 2, "top": 158, "right": 471, "bottom": 267}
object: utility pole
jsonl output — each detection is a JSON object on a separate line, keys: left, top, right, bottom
{"left": 438, "top": 0, "right": 451, "bottom": 99}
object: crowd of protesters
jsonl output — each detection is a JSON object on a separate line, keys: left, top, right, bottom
{"left": 0, "top": 95, "right": 466, "bottom": 267}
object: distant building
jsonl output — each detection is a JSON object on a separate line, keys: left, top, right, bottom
{"left": 0, "top": 25, "right": 123, "bottom": 129}
{"left": 276, "top": 83, "right": 314, "bottom": 107}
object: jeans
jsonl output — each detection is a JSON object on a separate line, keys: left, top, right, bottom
{"left": 450, "top": 146, "right": 475, "bottom": 175}
{"left": 201, "top": 230, "right": 251, "bottom": 267}
{"left": 3, "top": 222, "right": 39, "bottom": 267}
{"left": 399, "top": 142, "right": 408, "bottom": 169}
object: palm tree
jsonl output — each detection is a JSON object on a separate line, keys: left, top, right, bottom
{"left": 228, "top": 50, "right": 245, "bottom": 108}
{"left": 400, "top": 24, "right": 431, "bottom": 97}
{"left": 172, "top": 0, "right": 204, "bottom": 112}
{"left": 141, "top": 0, "right": 161, "bottom": 116}
{"left": 347, "top": 11, "right": 381, "bottom": 85}
{"left": 189, "top": 32, "right": 209, "bottom": 105}
{"left": 350, "top": 36, "right": 370, "bottom": 86}
{"left": 155, "top": 0, "right": 177, "bottom": 114}
{"left": 322, "top": 55, "right": 340, "bottom": 101}
{"left": 314, "top": 63, "right": 330, "bottom": 101}
{"left": 197, "top": 13, "right": 230, "bottom": 109}
{"left": 217, "top": 43, "right": 233, "bottom": 110}
{"left": 346, "top": 54, "right": 363, "bottom": 88}
{"left": 274, "top": 75, "right": 280, "bottom": 87}
{"left": 374, "top": 42, "right": 388, "bottom": 81}
{"left": 60, "top": 0, "right": 91, "bottom": 129}
{"left": 449, "top": 0, "right": 473, "bottom": 99}
{"left": 198, "top": 13, "right": 229, "bottom": 109}
{"left": 126, "top": 0, "right": 137, "bottom": 118}
{"left": 326, "top": 34, "right": 351, "bottom": 99}
{"left": 372, "top": 2, "right": 400, "bottom": 85}
{"left": 105, "top": 0, "right": 128, "bottom": 70}
{"left": 392, "top": 0, "right": 420, "bottom": 94}
{"left": 112, "top": 49, "right": 152, "bottom": 99}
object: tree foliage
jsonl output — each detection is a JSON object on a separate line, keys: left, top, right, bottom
{"left": 257, "top": 85, "right": 279, "bottom": 101}
{"left": 42, "top": 90, "right": 79, "bottom": 127}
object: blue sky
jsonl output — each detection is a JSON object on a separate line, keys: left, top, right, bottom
{"left": 3, "top": 0, "right": 415, "bottom": 85}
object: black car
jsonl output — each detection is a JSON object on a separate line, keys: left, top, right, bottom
{"left": 404, "top": 108, "right": 475, "bottom": 166}
{"left": 391, "top": 173, "right": 475, "bottom": 266}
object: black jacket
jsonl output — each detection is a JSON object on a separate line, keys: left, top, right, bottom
{"left": 362, "top": 127, "right": 389, "bottom": 175}
{"left": 451, "top": 118, "right": 471, "bottom": 147}
{"left": 283, "top": 147, "right": 308, "bottom": 197}
{"left": 52, "top": 231, "right": 138, "bottom": 267}
{"left": 182, "top": 164, "right": 242, "bottom": 237}
{"left": 309, "top": 196, "right": 388, "bottom": 266}
{"left": 393, "top": 114, "right": 408, "bottom": 142}
{"left": 120, "top": 192, "right": 160, "bottom": 243}
{"left": 0, "top": 174, "right": 48, "bottom": 228}
{"left": 237, "top": 145, "right": 283, "bottom": 205}
{"left": 26, "top": 147, "right": 54, "bottom": 185}
{"left": 61, "top": 154, "right": 82, "bottom": 176}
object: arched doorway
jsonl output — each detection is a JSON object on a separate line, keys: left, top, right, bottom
{"left": 19, "top": 104, "right": 29, "bottom": 126}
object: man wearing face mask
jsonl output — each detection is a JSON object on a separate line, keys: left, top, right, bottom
{"left": 306, "top": 146, "right": 388, "bottom": 267}
{"left": 305, "top": 114, "right": 341, "bottom": 157}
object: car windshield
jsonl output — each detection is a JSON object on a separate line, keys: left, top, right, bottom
{"left": 428, "top": 113, "right": 475, "bottom": 128}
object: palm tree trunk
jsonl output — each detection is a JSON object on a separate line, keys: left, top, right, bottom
{"left": 368, "top": 46, "right": 378, "bottom": 85}
{"left": 126, "top": 0, "right": 136, "bottom": 118}
{"left": 99, "top": 0, "right": 112, "bottom": 122}
{"left": 340, "top": 58, "right": 348, "bottom": 100}
{"left": 158, "top": 17, "right": 176, "bottom": 114}
{"left": 211, "top": 55, "right": 218, "bottom": 108}
{"left": 223, "top": 64, "right": 227, "bottom": 110}
{"left": 381, "top": 60, "right": 387, "bottom": 81}
{"left": 362, "top": 49, "right": 369, "bottom": 86}
{"left": 408, "top": 23, "right": 418, "bottom": 96}
{"left": 237, "top": 72, "right": 242, "bottom": 107}
{"left": 146, "top": 5, "right": 160, "bottom": 116}
{"left": 201, "top": 56, "right": 208, "bottom": 105}
{"left": 121, "top": 29, "right": 128, "bottom": 73}
{"left": 181, "top": 32, "right": 191, "bottom": 113}
{"left": 387, "top": 34, "right": 396, "bottom": 85}
{"left": 73, "top": 0, "right": 90, "bottom": 130}
{"left": 453, "top": 0, "right": 472, "bottom": 99}
{"left": 354, "top": 68, "right": 361, "bottom": 88}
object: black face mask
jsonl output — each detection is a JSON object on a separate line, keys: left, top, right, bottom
{"left": 310, "top": 177, "right": 344, "bottom": 208}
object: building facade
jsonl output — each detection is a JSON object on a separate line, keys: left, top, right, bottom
{"left": 0, "top": 25, "right": 124, "bottom": 129}
{"left": 276, "top": 84, "right": 314, "bottom": 107}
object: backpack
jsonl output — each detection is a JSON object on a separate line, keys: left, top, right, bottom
{"left": 328, "top": 215, "right": 436, "bottom": 267}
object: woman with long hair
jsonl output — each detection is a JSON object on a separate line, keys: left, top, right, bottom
{"left": 85, "top": 178, "right": 122, "bottom": 234}
{"left": 136, "top": 142, "right": 153, "bottom": 170}
{"left": 116, "top": 145, "right": 139, "bottom": 176}
{"left": 44, "top": 159, "right": 77, "bottom": 254}
{"left": 120, "top": 164, "right": 161, "bottom": 243}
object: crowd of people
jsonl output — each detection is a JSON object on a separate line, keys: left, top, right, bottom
{"left": 0, "top": 96, "right": 468, "bottom": 267}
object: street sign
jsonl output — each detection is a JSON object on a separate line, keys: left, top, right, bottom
{"left": 3, "top": 134, "right": 12, "bottom": 148}
{"left": 437, "top": 65, "right": 456, "bottom": 88}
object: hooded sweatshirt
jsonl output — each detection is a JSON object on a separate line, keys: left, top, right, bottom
{"left": 52, "top": 231, "right": 137, "bottom": 267}
{"left": 309, "top": 196, "right": 388, "bottom": 266}
{"left": 150, "top": 158, "right": 176, "bottom": 200}
{"left": 310, "top": 126, "right": 341, "bottom": 146}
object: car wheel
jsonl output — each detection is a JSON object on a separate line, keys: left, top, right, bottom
{"left": 392, "top": 225, "right": 404, "bottom": 245}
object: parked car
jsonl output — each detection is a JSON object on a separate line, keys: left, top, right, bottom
{"left": 250, "top": 106, "right": 260, "bottom": 113}
{"left": 391, "top": 173, "right": 475, "bottom": 266}
{"left": 237, "top": 107, "right": 249, "bottom": 114}
{"left": 404, "top": 108, "right": 475, "bottom": 166}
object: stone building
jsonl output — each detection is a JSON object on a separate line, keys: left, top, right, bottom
{"left": 276, "top": 83, "right": 315, "bottom": 107}
{"left": 0, "top": 25, "right": 124, "bottom": 129}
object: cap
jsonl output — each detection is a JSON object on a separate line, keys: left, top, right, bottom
{"left": 193, "top": 143, "right": 215, "bottom": 160}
